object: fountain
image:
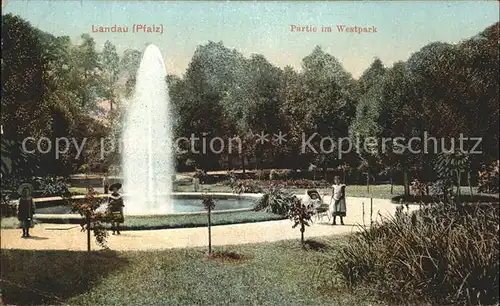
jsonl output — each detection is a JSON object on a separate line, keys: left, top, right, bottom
{"left": 122, "top": 44, "right": 174, "bottom": 214}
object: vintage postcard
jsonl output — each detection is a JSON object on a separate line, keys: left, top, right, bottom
{"left": 1, "top": 0, "right": 499, "bottom": 305}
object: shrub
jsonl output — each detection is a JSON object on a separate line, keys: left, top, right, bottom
{"left": 185, "top": 159, "right": 197, "bottom": 170}
{"left": 78, "top": 164, "right": 90, "bottom": 173}
{"left": 255, "top": 169, "right": 270, "bottom": 180}
{"left": 34, "top": 176, "right": 71, "bottom": 197}
{"left": 272, "top": 169, "right": 291, "bottom": 180}
{"left": 478, "top": 160, "right": 499, "bottom": 194}
{"left": 269, "top": 169, "right": 277, "bottom": 180}
{"left": 1, "top": 192, "right": 17, "bottom": 217}
{"left": 225, "top": 179, "right": 330, "bottom": 191}
{"left": 193, "top": 168, "right": 207, "bottom": 183}
{"left": 288, "top": 197, "right": 315, "bottom": 248}
{"left": 69, "top": 187, "right": 115, "bottom": 251}
{"left": 232, "top": 180, "right": 263, "bottom": 194}
{"left": 410, "top": 178, "right": 427, "bottom": 197}
{"left": 254, "top": 184, "right": 295, "bottom": 216}
{"left": 328, "top": 202, "right": 499, "bottom": 305}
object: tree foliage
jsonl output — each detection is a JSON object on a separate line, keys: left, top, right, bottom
{"left": 1, "top": 14, "right": 498, "bottom": 187}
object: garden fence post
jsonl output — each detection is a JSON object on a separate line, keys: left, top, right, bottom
{"left": 370, "top": 198, "right": 373, "bottom": 226}
{"left": 208, "top": 205, "right": 212, "bottom": 254}
{"left": 362, "top": 201, "right": 365, "bottom": 227}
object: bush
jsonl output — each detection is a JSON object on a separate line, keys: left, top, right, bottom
{"left": 231, "top": 180, "right": 263, "bottom": 194}
{"left": 329, "top": 202, "right": 499, "bottom": 305}
{"left": 193, "top": 169, "right": 207, "bottom": 183}
{"left": 269, "top": 169, "right": 277, "bottom": 180}
{"left": 1, "top": 193, "right": 17, "bottom": 217}
{"left": 274, "top": 169, "right": 292, "bottom": 180}
{"left": 254, "top": 184, "right": 295, "bottom": 216}
{"left": 34, "top": 176, "right": 71, "bottom": 197}
{"left": 255, "top": 169, "right": 270, "bottom": 180}
{"left": 478, "top": 160, "right": 499, "bottom": 194}
{"left": 429, "top": 178, "right": 453, "bottom": 201}
{"left": 224, "top": 179, "right": 330, "bottom": 191}
{"left": 78, "top": 164, "right": 90, "bottom": 173}
{"left": 288, "top": 197, "right": 315, "bottom": 247}
{"left": 185, "top": 159, "right": 197, "bottom": 170}
{"left": 410, "top": 178, "right": 427, "bottom": 196}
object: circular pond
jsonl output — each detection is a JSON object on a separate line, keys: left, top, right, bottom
{"left": 34, "top": 193, "right": 260, "bottom": 215}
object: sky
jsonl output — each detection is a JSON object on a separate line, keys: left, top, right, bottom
{"left": 3, "top": 0, "right": 499, "bottom": 78}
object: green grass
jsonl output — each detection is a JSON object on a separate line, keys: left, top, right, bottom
{"left": 70, "top": 183, "right": 494, "bottom": 201}
{"left": 335, "top": 203, "right": 499, "bottom": 305}
{"left": 1, "top": 217, "right": 21, "bottom": 229}
{"left": 174, "top": 183, "right": 488, "bottom": 200}
{"left": 0, "top": 238, "right": 389, "bottom": 305}
{"left": 1, "top": 211, "right": 285, "bottom": 230}
{"left": 107, "top": 211, "right": 285, "bottom": 230}
{"left": 68, "top": 187, "right": 88, "bottom": 195}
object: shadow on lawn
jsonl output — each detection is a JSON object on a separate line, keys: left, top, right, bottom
{"left": 0, "top": 249, "right": 129, "bottom": 305}
{"left": 303, "top": 239, "right": 330, "bottom": 251}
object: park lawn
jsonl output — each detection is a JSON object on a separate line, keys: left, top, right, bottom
{"left": 0, "top": 217, "right": 23, "bottom": 229}
{"left": 1, "top": 211, "right": 284, "bottom": 230}
{"left": 175, "top": 183, "right": 481, "bottom": 200}
{"left": 68, "top": 187, "right": 88, "bottom": 194}
{"left": 109, "top": 211, "right": 285, "bottom": 230}
{"left": 1, "top": 237, "right": 393, "bottom": 306}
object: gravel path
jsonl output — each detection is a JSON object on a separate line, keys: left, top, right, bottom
{"left": 1, "top": 197, "right": 418, "bottom": 251}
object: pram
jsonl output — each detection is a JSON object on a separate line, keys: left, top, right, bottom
{"left": 305, "top": 189, "right": 331, "bottom": 222}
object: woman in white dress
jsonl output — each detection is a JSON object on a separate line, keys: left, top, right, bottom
{"left": 330, "top": 176, "right": 346, "bottom": 225}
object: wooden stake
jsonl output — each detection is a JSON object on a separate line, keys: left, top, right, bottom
{"left": 86, "top": 213, "right": 91, "bottom": 252}
{"left": 362, "top": 201, "right": 365, "bottom": 227}
{"left": 370, "top": 198, "right": 373, "bottom": 226}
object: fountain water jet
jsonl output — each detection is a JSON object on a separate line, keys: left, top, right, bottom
{"left": 122, "top": 44, "right": 173, "bottom": 214}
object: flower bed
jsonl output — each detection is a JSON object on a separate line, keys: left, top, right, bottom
{"left": 226, "top": 179, "right": 330, "bottom": 193}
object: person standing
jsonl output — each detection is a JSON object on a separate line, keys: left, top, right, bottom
{"left": 17, "top": 183, "right": 35, "bottom": 238}
{"left": 107, "top": 183, "right": 124, "bottom": 235}
{"left": 330, "top": 176, "right": 347, "bottom": 225}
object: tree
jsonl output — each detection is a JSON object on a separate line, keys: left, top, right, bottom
{"left": 1, "top": 14, "right": 52, "bottom": 141}
{"left": 100, "top": 41, "right": 120, "bottom": 110}
{"left": 202, "top": 194, "right": 216, "bottom": 254}
{"left": 434, "top": 152, "right": 470, "bottom": 205}
{"left": 358, "top": 57, "right": 386, "bottom": 96}
{"left": 68, "top": 187, "right": 111, "bottom": 251}
{"left": 288, "top": 197, "right": 315, "bottom": 248}
{"left": 289, "top": 46, "right": 357, "bottom": 175}
{"left": 72, "top": 34, "right": 102, "bottom": 108}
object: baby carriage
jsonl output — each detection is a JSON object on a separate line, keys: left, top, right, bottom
{"left": 305, "top": 189, "right": 330, "bottom": 222}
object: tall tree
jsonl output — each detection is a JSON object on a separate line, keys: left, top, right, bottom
{"left": 100, "top": 41, "right": 120, "bottom": 110}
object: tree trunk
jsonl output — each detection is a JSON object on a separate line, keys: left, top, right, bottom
{"left": 468, "top": 172, "right": 473, "bottom": 195}
{"left": 240, "top": 154, "right": 246, "bottom": 174}
{"left": 300, "top": 226, "right": 305, "bottom": 248}
{"left": 456, "top": 170, "right": 461, "bottom": 205}
{"left": 366, "top": 169, "right": 370, "bottom": 193}
{"left": 208, "top": 207, "right": 212, "bottom": 254}
{"left": 86, "top": 214, "right": 91, "bottom": 252}
{"left": 227, "top": 153, "right": 232, "bottom": 171}
{"left": 403, "top": 172, "right": 410, "bottom": 196}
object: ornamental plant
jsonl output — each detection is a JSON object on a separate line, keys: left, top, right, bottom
{"left": 69, "top": 187, "right": 113, "bottom": 251}
{"left": 288, "top": 197, "right": 315, "bottom": 248}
